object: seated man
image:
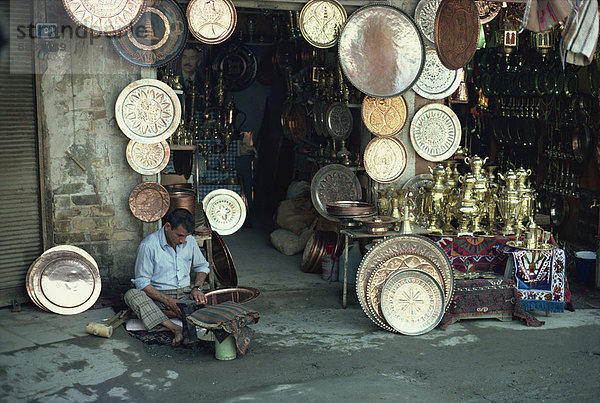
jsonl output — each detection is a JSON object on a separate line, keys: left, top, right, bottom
{"left": 124, "top": 208, "right": 209, "bottom": 346}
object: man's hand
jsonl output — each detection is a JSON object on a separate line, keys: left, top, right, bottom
{"left": 164, "top": 296, "right": 182, "bottom": 318}
{"left": 191, "top": 288, "right": 207, "bottom": 305}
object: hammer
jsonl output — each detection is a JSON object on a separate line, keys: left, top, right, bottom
{"left": 86, "top": 309, "right": 131, "bottom": 338}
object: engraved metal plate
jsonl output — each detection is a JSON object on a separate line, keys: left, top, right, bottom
{"left": 187, "top": 0, "right": 237, "bottom": 45}
{"left": 356, "top": 234, "right": 454, "bottom": 326}
{"left": 203, "top": 189, "right": 246, "bottom": 235}
{"left": 381, "top": 269, "right": 445, "bottom": 335}
{"left": 311, "top": 164, "right": 362, "bottom": 220}
{"left": 413, "top": 47, "right": 463, "bottom": 100}
{"left": 475, "top": 0, "right": 501, "bottom": 24}
{"left": 338, "top": 4, "right": 425, "bottom": 98}
{"left": 414, "top": 0, "right": 442, "bottom": 45}
{"left": 363, "top": 137, "right": 408, "bottom": 183}
{"left": 128, "top": 182, "right": 170, "bottom": 222}
{"left": 361, "top": 95, "right": 407, "bottom": 137}
{"left": 410, "top": 103, "right": 461, "bottom": 162}
{"left": 211, "top": 43, "right": 257, "bottom": 91}
{"left": 62, "top": 0, "right": 146, "bottom": 36}
{"left": 434, "top": 0, "right": 480, "bottom": 70}
{"left": 299, "top": 0, "right": 347, "bottom": 49}
{"left": 325, "top": 102, "right": 353, "bottom": 141}
{"left": 112, "top": 0, "right": 188, "bottom": 68}
{"left": 115, "top": 78, "right": 182, "bottom": 144}
{"left": 126, "top": 140, "right": 170, "bottom": 175}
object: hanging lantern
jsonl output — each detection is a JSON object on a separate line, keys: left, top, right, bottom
{"left": 496, "top": 2, "right": 519, "bottom": 58}
{"left": 532, "top": 29, "right": 554, "bottom": 60}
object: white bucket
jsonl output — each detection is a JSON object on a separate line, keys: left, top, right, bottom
{"left": 215, "top": 335, "right": 236, "bottom": 360}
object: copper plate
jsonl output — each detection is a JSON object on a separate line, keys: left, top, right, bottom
{"left": 126, "top": 140, "right": 170, "bottom": 175}
{"left": 288, "top": 104, "right": 309, "bottom": 144}
{"left": 414, "top": 0, "right": 442, "bottom": 45}
{"left": 29, "top": 250, "right": 101, "bottom": 315}
{"left": 115, "top": 78, "right": 181, "bottom": 144}
{"left": 202, "top": 189, "right": 246, "bottom": 235}
{"left": 361, "top": 95, "right": 408, "bottom": 137}
{"left": 363, "top": 136, "right": 408, "bottom": 183}
{"left": 187, "top": 0, "right": 237, "bottom": 45}
{"left": 338, "top": 4, "right": 425, "bottom": 98}
{"left": 128, "top": 182, "right": 170, "bottom": 222}
{"left": 434, "top": 0, "right": 480, "bottom": 70}
{"left": 299, "top": 0, "right": 347, "bottom": 49}
{"left": 205, "top": 286, "right": 260, "bottom": 305}
{"left": 62, "top": 0, "right": 146, "bottom": 36}
{"left": 356, "top": 234, "right": 454, "bottom": 326}
{"left": 380, "top": 269, "right": 445, "bottom": 335}
{"left": 112, "top": 0, "right": 188, "bottom": 68}
{"left": 325, "top": 102, "right": 353, "bottom": 141}
{"left": 211, "top": 43, "right": 257, "bottom": 92}
{"left": 211, "top": 230, "right": 238, "bottom": 287}
{"left": 410, "top": 103, "right": 461, "bottom": 162}
{"left": 413, "top": 47, "right": 463, "bottom": 100}
{"left": 474, "top": 0, "right": 501, "bottom": 24}
{"left": 311, "top": 164, "right": 362, "bottom": 220}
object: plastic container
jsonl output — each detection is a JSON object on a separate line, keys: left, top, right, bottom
{"left": 215, "top": 335, "right": 236, "bottom": 360}
{"left": 575, "top": 251, "right": 597, "bottom": 286}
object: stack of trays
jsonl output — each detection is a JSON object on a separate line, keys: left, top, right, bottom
{"left": 26, "top": 245, "right": 101, "bottom": 315}
{"left": 301, "top": 231, "right": 343, "bottom": 273}
{"left": 356, "top": 234, "right": 454, "bottom": 335}
{"left": 325, "top": 201, "right": 376, "bottom": 219}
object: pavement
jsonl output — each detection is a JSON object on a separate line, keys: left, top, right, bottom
{"left": 1, "top": 219, "right": 600, "bottom": 402}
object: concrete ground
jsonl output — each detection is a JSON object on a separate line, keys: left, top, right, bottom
{"left": 1, "top": 219, "right": 599, "bottom": 402}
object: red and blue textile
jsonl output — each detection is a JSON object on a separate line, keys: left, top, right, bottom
{"left": 428, "top": 235, "right": 513, "bottom": 274}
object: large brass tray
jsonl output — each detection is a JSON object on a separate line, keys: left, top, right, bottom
{"left": 112, "top": 0, "right": 188, "bottom": 68}
{"left": 413, "top": 47, "right": 463, "bottom": 100}
{"left": 380, "top": 269, "right": 445, "bottom": 335}
{"left": 126, "top": 140, "right": 170, "bottom": 175}
{"left": 187, "top": 0, "right": 237, "bottom": 44}
{"left": 128, "top": 182, "right": 170, "bottom": 222}
{"left": 363, "top": 136, "right": 408, "bottom": 183}
{"left": 361, "top": 95, "right": 408, "bottom": 137}
{"left": 410, "top": 103, "right": 461, "bottom": 162}
{"left": 62, "top": 0, "right": 146, "bottom": 36}
{"left": 202, "top": 189, "right": 246, "bottom": 236}
{"left": 434, "top": 0, "right": 480, "bottom": 70}
{"left": 311, "top": 164, "right": 362, "bottom": 220}
{"left": 299, "top": 0, "right": 347, "bottom": 49}
{"left": 338, "top": 3, "right": 425, "bottom": 98}
{"left": 115, "top": 78, "right": 182, "bottom": 144}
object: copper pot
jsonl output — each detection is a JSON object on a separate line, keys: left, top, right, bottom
{"left": 167, "top": 190, "right": 196, "bottom": 217}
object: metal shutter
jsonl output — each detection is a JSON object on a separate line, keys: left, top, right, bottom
{"left": 0, "top": 2, "right": 43, "bottom": 307}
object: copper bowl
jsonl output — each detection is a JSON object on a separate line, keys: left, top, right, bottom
{"left": 355, "top": 216, "right": 397, "bottom": 234}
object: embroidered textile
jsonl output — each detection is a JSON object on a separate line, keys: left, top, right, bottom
{"left": 428, "top": 235, "right": 513, "bottom": 273}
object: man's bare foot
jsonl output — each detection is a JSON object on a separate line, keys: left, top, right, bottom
{"left": 172, "top": 330, "right": 184, "bottom": 347}
{"left": 160, "top": 319, "right": 184, "bottom": 347}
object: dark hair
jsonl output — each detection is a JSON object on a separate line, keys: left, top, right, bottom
{"left": 165, "top": 209, "right": 195, "bottom": 233}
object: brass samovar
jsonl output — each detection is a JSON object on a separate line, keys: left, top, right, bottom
{"left": 497, "top": 169, "right": 521, "bottom": 235}
{"left": 425, "top": 165, "right": 447, "bottom": 234}
{"left": 456, "top": 173, "right": 480, "bottom": 236}
{"left": 516, "top": 167, "right": 535, "bottom": 226}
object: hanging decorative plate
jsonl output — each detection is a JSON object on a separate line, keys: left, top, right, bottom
{"left": 410, "top": 103, "right": 461, "bottom": 162}
{"left": 381, "top": 269, "right": 445, "bottom": 335}
{"left": 299, "top": 0, "right": 347, "bottom": 49}
{"left": 338, "top": 3, "right": 425, "bottom": 98}
{"left": 361, "top": 95, "right": 408, "bottom": 137}
{"left": 128, "top": 182, "right": 170, "bottom": 222}
{"left": 112, "top": 0, "right": 187, "bottom": 68}
{"left": 211, "top": 43, "right": 257, "bottom": 92}
{"left": 325, "top": 102, "right": 353, "bottom": 141}
{"left": 126, "top": 140, "right": 170, "bottom": 175}
{"left": 310, "top": 164, "right": 362, "bottom": 220}
{"left": 115, "top": 78, "right": 181, "bottom": 144}
{"left": 474, "top": 0, "right": 501, "bottom": 24}
{"left": 62, "top": 0, "right": 147, "bottom": 36}
{"left": 29, "top": 250, "right": 102, "bottom": 315}
{"left": 434, "top": 0, "right": 480, "bottom": 70}
{"left": 202, "top": 189, "right": 246, "bottom": 235}
{"left": 187, "top": 0, "right": 237, "bottom": 45}
{"left": 363, "top": 137, "right": 408, "bottom": 183}
{"left": 414, "top": 0, "right": 442, "bottom": 45}
{"left": 413, "top": 47, "right": 463, "bottom": 100}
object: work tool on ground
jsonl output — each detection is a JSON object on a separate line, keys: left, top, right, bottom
{"left": 86, "top": 309, "right": 131, "bottom": 339}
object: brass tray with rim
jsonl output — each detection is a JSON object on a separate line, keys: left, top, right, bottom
{"left": 128, "top": 182, "right": 170, "bottom": 222}
{"left": 62, "top": 0, "right": 147, "bottom": 36}
{"left": 111, "top": 0, "right": 188, "bottom": 68}
{"left": 361, "top": 94, "right": 408, "bottom": 137}
{"left": 115, "top": 78, "right": 182, "bottom": 144}
{"left": 363, "top": 136, "right": 408, "bottom": 183}
{"left": 126, "top": 140, "right": 170, "bottom": 175}
{"left": 202, "top": 189, "right": 246, "bottom": 236}
{"left": 413, "top": 47, "right": 463, "bottom": 100}
{"left": 187, "top": 0, "right": 237, "bottom": 45}
{"left": 299, "top": 0, "right": 347, "bottom": 49}
{"left": 414, "top": 0, "right": 442, "bottom": 45}
{"left": 356, "top": 234, "right": 454, "bottom": 327}
{"left": 434, "top": 0, "right": 480, "bottom": 70}
{"left": 210, "top": 230, "right": 238, "bottom": 287}
{"left": 325, "top": 102, "right": 353, "bottom": 141}
{"left": 311, "top": 164, "right": 362, "bottom": 220}
{"left": 338, "top": 3, "right": 425, "bottom": 98}
{"left": 410, "top": 103, "right": 461, "bottom": 162}
{"left": 204, "top": 286, "right": 260, "bottom": 305}
{"left": 380, "top": 269, "right": 445, "bottom": 335}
